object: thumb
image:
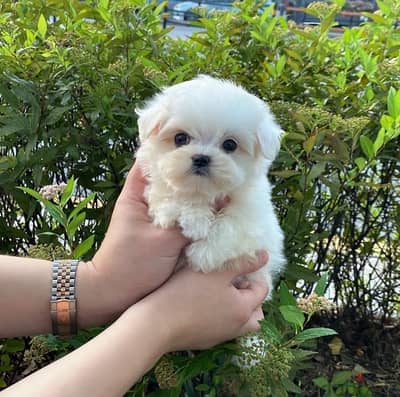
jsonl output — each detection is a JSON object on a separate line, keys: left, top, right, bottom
{"left": 228, "top": 250, "right": 269, "bottom": 279}
{"left": 238, "top": 305, "right": 265, "bottom": 335}
{"left": 119, "top": 161, "right": 147, "bottom": 204}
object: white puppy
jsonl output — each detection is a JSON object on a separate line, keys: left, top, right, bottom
{"left": 136, "top": 75, "right": 285, "bottom": 296}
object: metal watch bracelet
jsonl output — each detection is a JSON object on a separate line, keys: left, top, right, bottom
{"left": 50, "top": 259, "right": 79, "bottom": 337}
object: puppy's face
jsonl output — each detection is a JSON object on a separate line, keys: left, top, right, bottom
{"left": 137, "top": 76, "right": 282, "bottom": 197}
{"left": 145, "top": 123, "right": 254, "bottom": 196}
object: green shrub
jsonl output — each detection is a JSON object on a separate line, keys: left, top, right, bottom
{"left": 1, "top": 0, "right": 399, "bottom": 395}
{"left": 0, "top": 0, "right": 170, "bottom": 254}
{"left": 164, "top": 0, "right": 400, "bottom": 321}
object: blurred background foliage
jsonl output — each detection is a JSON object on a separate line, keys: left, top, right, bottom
{"left": 0, "top": 0, "right": 399, "bottom": 395}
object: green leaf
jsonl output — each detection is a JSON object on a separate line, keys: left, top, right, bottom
{"left": 260, "top": 3, "right": 275, "bottom": 22}
{"left": 195, "top": 384, "right": 210, "bottom": 392}
{"left": 0, "top": 82, "right": 19, "bottom": 108}
{"left": 303, "top": 133, "right": 317, "bottom": 154}
{"left": 285, "top": 132, "right": 306, "bottom": 141}
{"left": 282, "top": 378, "right": 303, "bottom": 394}
{"left": 285, "top": 264, "right": 318, "bottom": 283}
{"left": 0, "top": 116, "right": 31, "bottom": 136}
{"left": 332, "top": 0, "right": 346, "bottom": 8}
{"left": 46, "top": 106, "right": 71, "bottom": 125}
{"left": 331, "top": 370, "right": 353, "bottom": 386}
{"left": 67, "top": 193, "right": 96, "bottom": 223}
{"left": 276, "top": 55, "right": 287, "bottom": 76}
{"left": 0, "top": 354, "right": 12, "bottom": 372}
{"left": 362, "top": 11, "right": 388, "bottom": 25}
{"left": 60, "top": 177, "right": 77, "bottom": 208}
{"left": 279, "top": 282, "right": 297, "bottom": 306}
{"left": 0, "top": 156, "right": 16, "bottom": 172}
{"left": 294, "top": 327, "right": 337, "bottom": 343}
{"left": 182, "top": 351, "right": 217, "bottom": 379}
{"left": 313, "top": 376, "right": 329, "bottom": 389}
{"left": 279, "top": 305, "right": 305, "bottom": 328}
{"left": 18, "top": 186, "right": 44, "bottom": 202}
{"left": 359, "top": 136, "right": 374, "bottom": 160}
{"left": 365, "top": 86, "right": 374, "bottom": 102}
{"left": 373, "top": 127, "right": 385, "bottom": 155}
{"left": 284, "top": 48, "right": 303, "bottom": 62}
{"left": 376, "top": 0, "right": 392, "bottom": 15}
{"left": 269, "top": 170, "right": 301, "bottom": 178}
{"left": 37, "top": 14, "right": 47, "bottom": 38}
{"left": 4, "top": 339, "right": 25, "bottom": 353}
{"left": 314, "top": 273, "right": 328, "bottom": 296}
{"left": 38, "top": 231, "right": 60, "bottom": 238}
{"left": 380, "top": 114, "right": 394, "bottom": 131}
{"left": 0, "top": 377, "right": 6, "bottom": 388}
{"left": 67, "top": 212, "right": 86, "bottom": 240}
{"left": 291, "top": 348, "right": 318, "bottom": 361}
{"left": 355, "top": 157, "right": 366, "bottom": 171}
{"left": 308, "top": 162, "right": 326, "bottom": 181}
{"left": 72, "top": 235, "right": 95, "bottom": 258}
{"left": 387, "top": 87, "right": 400, "bottom": 119}
{"left": 260, "top": 320, "right": 282, "bottom": 343}
{"left": 99, "top": 0, "right": 109, "bottom": 8}
{"left": 40, "top": 200, "right": 67, "bottom": 227}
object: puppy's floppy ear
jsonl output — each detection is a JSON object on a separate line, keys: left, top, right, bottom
{"left": 136, "top": 101, "right": 168, "bottom": 142}
{"left": 256, "top": 113, "right": 283, "bottom": 161}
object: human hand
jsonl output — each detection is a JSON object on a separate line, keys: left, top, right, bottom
{"left": 90, "top": 162, "right": 188, "bottom": 314}
{"left": 133, "top": 251, "right": 269, "bottom": 352}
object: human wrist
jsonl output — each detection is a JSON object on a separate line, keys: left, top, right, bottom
{"left": 89, "top": 251, "right": 143, "bottom": 313}
{"left": 75, "top": 260, "right": 122, "bottom": 329}
{"left": 121, "top": 298, "right": 172, "bottom": 357}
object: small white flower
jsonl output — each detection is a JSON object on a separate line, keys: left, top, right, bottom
{"left": 297, "top": 293, "right": 335, "bottom": 314}
{"left": 39, "top": 183, "right": 67, "bottom": 201}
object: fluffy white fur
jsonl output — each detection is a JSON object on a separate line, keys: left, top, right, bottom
{"left": 136, "top": 75, "right": 285, "bottom": 296}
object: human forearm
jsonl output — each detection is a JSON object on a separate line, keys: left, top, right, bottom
{"left": 1, "top": 301, "right": 167, "bottom": 397}
{"left": 0, "top": 256, "right": 117, "bottom": 337}
{"left": 0, "top": 163, "right": 188, "bottom": 337}
{"left": 1, "top": 253, "right": 268, "bottom": 397}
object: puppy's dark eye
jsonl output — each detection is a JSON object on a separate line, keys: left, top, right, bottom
{"left": 222, "top": 139, "right": 237, "bottom": 153}
{"left": 174, "top": 132, "right": 191, "bottom": 147}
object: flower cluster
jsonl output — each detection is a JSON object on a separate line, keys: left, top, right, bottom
{"left": 380, "top": 58, "right": 400, "bottom": 75}
{"left": 297, "top": 293, "right": 335, "bottom": 315}
{"left": 236, "top": 336, "right": 294, "bottom": 397}
{"left": 23, "top": 336, "right": 51, "bottom": 369}
{"left": 307, "top": 1, "right": 337, "bottom": 18}
{"left": 39, "top": 183, "right": 67, "bottom": 201}
{"left": 27, "top": 244, "right": 69, "bottom": 261}
{"left": 107, "top": 59, "right": 125, "bottom": 74}
{"left": 154, "top": 356, "right": 179, "bottom": 390}
{"left": 270, "top": 101, "right": 370, "bottom": 137}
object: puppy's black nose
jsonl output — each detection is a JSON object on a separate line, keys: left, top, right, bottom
{"left": 192, "top": 154, "right": 211, "bottom": 168}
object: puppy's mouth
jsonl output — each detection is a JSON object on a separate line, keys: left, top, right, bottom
{"left": 192, "top": 166, "right": 210, "bottom": 177}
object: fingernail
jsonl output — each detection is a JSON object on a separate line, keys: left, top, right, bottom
{"left": 256, "top": 250, "right": 268, "bottom": 265}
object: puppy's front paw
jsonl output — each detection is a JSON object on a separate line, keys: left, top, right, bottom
{"left": 152, "top": 205, "right": 179, "bottom": 229}
{"left": 179, "top": 211, "right": 212, "bottom": 240}
{"left": 153, "top": 213, "right": 176, "bottom": 228}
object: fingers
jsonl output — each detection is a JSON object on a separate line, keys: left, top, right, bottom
{"left": 225, "top": 250, "right": 269, "bottom": 281}
{"left": 232, "top": 275, "right": 250, "bottom": 289}
{"left": 120, "top": 161, "right": 147, "bottom": 204}
{"left": 239, "top": 306, "right": 264, "bottom": 335}
{"left": 244, "top": 278, "right": 269, "bottom": 309}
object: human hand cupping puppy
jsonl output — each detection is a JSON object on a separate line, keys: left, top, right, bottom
{"left": 90, "top": 162, "right": 189, "bottom": 316}
{"left": 122, "top": 251, "right": 269, "bottom": 352}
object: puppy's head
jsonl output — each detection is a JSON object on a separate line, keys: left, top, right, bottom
{"left": 136, "top": 75, "right": 282, "bottom": 197}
